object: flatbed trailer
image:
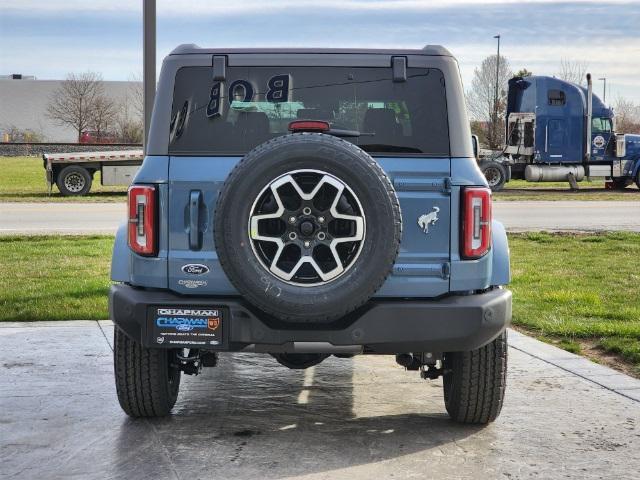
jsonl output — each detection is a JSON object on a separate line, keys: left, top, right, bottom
{"left": 43, "top": 149, "right": 143, "bottom": 196}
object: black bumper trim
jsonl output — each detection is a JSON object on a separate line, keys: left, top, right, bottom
{"left": 109, "top": 284, "right": 511, "bottom": 353}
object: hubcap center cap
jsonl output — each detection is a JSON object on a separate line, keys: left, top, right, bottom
{"left": 299, "top": 220, "right": 316, "bottom": 237}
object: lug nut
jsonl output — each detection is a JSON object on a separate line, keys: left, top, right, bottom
{"left": 289, "top": 232, "right": 297, "bottom": 240}
{"left": 302, "top": 207, "right": 312, "bottom": 215}
{"left": 304, "top": 241, "right": 310, "bottom": 248}
{"left": 317, "top": 232, "right": 326, "bottom": 241}
{"left": 289, "top": 216, "right": 296, "bottom": 224}
{"left": 318, "top": 216, "right": 325, "bottom": 223}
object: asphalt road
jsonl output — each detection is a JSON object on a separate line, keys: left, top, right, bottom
{"left": 0, "top": 200, "right": 638, "bottom": 235}
{"left": 1, "top": 323, "right": 638, "bottom": 479}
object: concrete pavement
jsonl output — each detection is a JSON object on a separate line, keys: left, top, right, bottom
{"left": 0, "top": 200, "right": 638, "bottom": 234}
{"left": 0, "top": 202, "right": 125, "bottom": 235}
{"left": 0, "top": 322, "right": 638, "bottom": 479}
{"left": 496, "top": 200, "right": 640, "bottom": 232}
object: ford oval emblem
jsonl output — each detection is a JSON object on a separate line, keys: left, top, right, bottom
{"left": 181, "top": 264, "right": 210, "bottom": 275}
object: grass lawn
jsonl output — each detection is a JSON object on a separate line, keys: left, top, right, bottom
{"left": 0, "top": 235, "right": 113, "bottom": 321}
{"left": 0, "top": 233, "right": 638, "bottom": 374}
{"left": 507, "top": 178, "right": 608, "bottom": 189}
{"left": 510, "top": 231, "right": 640, "bottom": 374}
{"left": 495, "top": 178, "right": 640, "bottom": 201}
{"left": 0, "top": 156, "right": 127, "bottom": 202}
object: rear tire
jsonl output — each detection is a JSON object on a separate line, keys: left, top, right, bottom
{"left": 635, "top": 170, "right": 640, "bottom": 190}
{"left": 56, "top": 165, "right": 92, "bottom": 196}
{"left": 114, "top": 327, "right": 181, "bottom": 417}
{"left": 480, "top": 161, "right": 507, "bottom": 191}
{"left": 443, "top": 331, "right": 508, "bottom": 424}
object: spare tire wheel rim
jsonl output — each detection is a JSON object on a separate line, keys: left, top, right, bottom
{"left": 248, "top": 169, "right": 366, "bottom": 287}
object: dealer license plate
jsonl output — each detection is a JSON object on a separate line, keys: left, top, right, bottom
{"left": 151, "top": 307, "right": 223, "bottom": 347}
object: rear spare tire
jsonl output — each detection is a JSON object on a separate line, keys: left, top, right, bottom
{"left": 214, "top": 133, "right": 401, "bottom": 323}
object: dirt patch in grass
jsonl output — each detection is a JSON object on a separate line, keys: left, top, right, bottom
{"left": 580, "top": 340, "right": 639, "bottom": 378}
{"left": 514, "top": 326, "right": 640, "bottom": 379}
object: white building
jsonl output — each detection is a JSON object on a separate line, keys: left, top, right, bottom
{"left": 0, "top": 76, "right": 141, "bottom": 142}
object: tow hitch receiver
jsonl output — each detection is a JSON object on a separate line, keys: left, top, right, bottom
{"left": 174, "top": 350, "right": 218, "bottom": 375}
{"left": 396, "top": 353, "right": 447, "bottom": 379}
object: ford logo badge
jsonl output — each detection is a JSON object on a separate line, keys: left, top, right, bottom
{"left": 181, "top": 264, "right": 210, "bottom": 275}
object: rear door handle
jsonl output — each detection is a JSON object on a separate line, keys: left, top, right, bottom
{"left": 189, "top": 190, "right": 202, "bottom": 250}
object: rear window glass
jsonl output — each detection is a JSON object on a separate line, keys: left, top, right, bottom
{"left": 168, "top": 66, "right": 449, "bottom": 156}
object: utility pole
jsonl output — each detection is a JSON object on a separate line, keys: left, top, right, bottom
{"left": 598, "top": 77, "right": 607, "bottom": 104}
{"left": 143, "top": 0, "right": 156, "bottom": 153}
{"left": 493, "top": 34, "right": 501, "bottom": 147}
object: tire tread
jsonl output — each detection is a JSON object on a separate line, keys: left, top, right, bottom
{"left": 114, "top": 327, "right": 180, "bottom": 417}
{"left": 443, "top": 331, "right": 507, "bottom": 424}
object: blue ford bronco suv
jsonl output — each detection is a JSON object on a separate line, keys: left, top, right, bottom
{"left": 109, "top": 45, "right": 512, "bottom": 424}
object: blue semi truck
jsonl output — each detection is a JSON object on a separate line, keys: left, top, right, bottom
{"left": 477, "top": 73, "right": 640, "bottom": 190}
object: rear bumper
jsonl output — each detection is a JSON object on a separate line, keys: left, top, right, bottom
{"left": 109, "top": 284, "right": 511, "bottom": 354}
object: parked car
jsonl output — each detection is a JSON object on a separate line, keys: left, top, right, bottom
{"left": 109, "top": 45, "right": 512, "bottom": 424}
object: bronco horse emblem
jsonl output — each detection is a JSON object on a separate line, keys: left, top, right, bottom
{"left": 417, "top": 207, "right": 440, "bottom": 234}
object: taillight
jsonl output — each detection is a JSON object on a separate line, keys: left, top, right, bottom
{"left": 128, "top": 185, "right": 157, "bottom": 256}
{"left": 461, "top": 187, "right": 492, "bottom": 259}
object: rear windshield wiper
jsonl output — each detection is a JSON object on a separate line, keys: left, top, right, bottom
{"left": 288, "top": 120, "right": 374, "bottom": 138}
{"left": 327, "top": 127, "right": 371, "bottom": 138}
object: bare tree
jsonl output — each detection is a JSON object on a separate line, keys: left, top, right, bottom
{"left": 556, "top": 58, "right": 588, "bottom": 85}
{"left": 114, "top": 99, "right": 143, "bottom": 143}
{"left": 466, "top": 54, "right": 513, "bottom": 149}
{"left": 614, "top": 96, "right": 640, "bottom": 134}
{"left": 112, "top": 76, "right": 144, "bottom": 143}
{"left": 127, "top": 73, "right": 144, "bottom": 119}
{"left": 470, "top": 120, "right": 488, "bottom": 146}
{"left": 46, "top": 72, "right": 105, "bottom": 142}
{"left": 89, "top": 95, "right": 117, "bottom": 140}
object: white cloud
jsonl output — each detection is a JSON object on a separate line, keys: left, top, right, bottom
{"left": 1, "top": 0, "right": 635, "bottom": 15}
{"left": 2, "top": 0, "right": 639, "bottom": 103}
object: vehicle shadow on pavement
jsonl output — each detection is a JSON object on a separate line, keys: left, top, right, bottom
{"left": 114, "top": 353, "right": 482, "bottom": 479}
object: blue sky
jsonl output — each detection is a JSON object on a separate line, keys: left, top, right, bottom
{"left": 1, "top": 0, "right": 639, "bottom": 103}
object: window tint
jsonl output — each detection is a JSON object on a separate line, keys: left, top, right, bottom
{"left": 591, "top": 117, "right": 612, "bottom": 133}
{"left": 547, "top": 89, "right": 566, "bottom": 106}
{"left": 169, "top": 66, "right": 449, "bottom": 156}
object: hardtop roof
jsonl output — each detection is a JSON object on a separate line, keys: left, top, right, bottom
{"left": 169, "top": 44, "right": 453, "bottom": 57}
